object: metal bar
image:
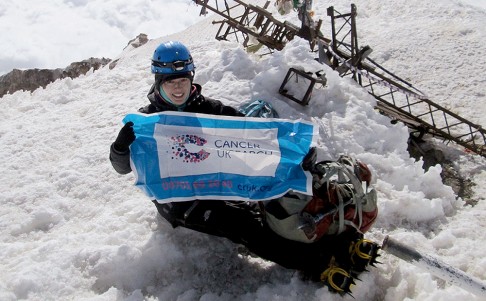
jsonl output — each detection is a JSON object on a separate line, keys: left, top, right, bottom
{"left": 382, "top": 236, "right": 486, "bottom": 298}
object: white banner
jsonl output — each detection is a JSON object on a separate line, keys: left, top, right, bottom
{"left": 123, "top": 111, "right": 317, "bottom": 202}
{"left": 154, "top": 125, "right": 280, "bottom": 177}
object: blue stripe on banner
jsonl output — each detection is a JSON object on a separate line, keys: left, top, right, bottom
{"left": 123, "top": 111, "right": 317, "bottom": 202}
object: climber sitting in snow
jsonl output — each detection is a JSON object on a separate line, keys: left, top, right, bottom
{"left": 110, "top": 40, "right": 380, "bottom": 295}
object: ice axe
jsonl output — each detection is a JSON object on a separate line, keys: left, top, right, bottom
{"left": 382, "top": 235, "right": 486, "bottom": 298}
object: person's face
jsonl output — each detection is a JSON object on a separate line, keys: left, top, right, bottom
{"left": 161, "top": 77, "right": 191, "bottom": 106}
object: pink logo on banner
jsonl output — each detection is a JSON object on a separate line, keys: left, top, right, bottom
{"left": 171, "top": 134, "right": 210, "bottom": 163}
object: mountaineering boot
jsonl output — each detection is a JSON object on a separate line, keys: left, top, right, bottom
{"left": 316, "top": 237, "right": 381, "bottom": 296}
{"left": 349, "top": 238, "right": 381, "bottom": 275}
{"left": 320, "top": 260, "right": 355, "bottom": 296}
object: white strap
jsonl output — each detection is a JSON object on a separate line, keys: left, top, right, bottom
{"left": 316, "top": 159, "right": 368, "bottom": 234}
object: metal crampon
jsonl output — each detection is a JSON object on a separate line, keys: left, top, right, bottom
{"left": 320, "top": 239, "right": 381, "bottom": 296}
{"left": 320, "top": 264, "right": 355, "bottom": 296}
{"left": 349, "top": 238, "right": 381, "bottom": 276}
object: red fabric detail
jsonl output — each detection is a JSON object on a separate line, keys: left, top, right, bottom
{"left": 356, "top": 161, "right": 372, "bottom": 185}
{"left": 302, "top": 183, "right": 378, "bottom": 240}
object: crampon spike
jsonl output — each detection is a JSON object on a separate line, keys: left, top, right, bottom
{"left": 320, "top": 266, "right": 355, "bottom": 296}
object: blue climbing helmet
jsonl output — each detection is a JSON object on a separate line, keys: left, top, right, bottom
{"left": 151, "top": 41, "right": 195, "bottom": 79}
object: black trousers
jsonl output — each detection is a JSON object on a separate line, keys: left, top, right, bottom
{"left": 153, "top": 200, "right": 357, "bottom": 278}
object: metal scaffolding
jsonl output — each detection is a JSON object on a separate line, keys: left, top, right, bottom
{"left": 192, "top": 0, "right": 486, "bottom": 157}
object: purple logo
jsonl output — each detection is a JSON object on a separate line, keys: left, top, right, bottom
{"left": 171, "top": 134, "right": 210, "bottom": 163}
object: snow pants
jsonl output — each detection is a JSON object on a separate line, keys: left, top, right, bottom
{"left": 152, "top": 200, "right": 359, "bottom": 278}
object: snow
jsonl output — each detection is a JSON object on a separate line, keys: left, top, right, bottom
{"left": 1, "top": 0, "right": 486, "bottom": 300}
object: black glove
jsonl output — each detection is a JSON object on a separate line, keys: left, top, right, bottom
{"left": 302, "top": 147, "right": 317, "bottom": 171}
{"left": 113, "top": 121, "right": 135, "bottom": 152}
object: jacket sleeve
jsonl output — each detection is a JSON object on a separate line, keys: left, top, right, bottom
{"left": 220, "top": 103, "right": 245, "bottom": 117}
{"left": 109, "top": 143, "right": 132, "bottom": 174}
{"left": 205, "top": 97, "right": 245, "bottom": 117}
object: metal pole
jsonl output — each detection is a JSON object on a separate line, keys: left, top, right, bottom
{"left": 382, "top": 236, "right": 486, "bottom": 298}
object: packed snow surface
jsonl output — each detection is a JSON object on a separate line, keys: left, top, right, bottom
{"left": 1, "top": 0, "right": 486, "bottom": 300}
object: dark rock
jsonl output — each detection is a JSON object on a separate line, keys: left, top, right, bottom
{"left": 109, "top": 33, "right": 149, "bottom": 70}
{"left": 125, "top": 33, "right": 148, "bottom": 50}
{"left": 408, "top": 137, "right": 477, "bottom": 205}
{"left": 0, "top": 33, "right": 150, "bottom": 97}
{"left": 0, "top": 57, "right": 111, "bottom": 97}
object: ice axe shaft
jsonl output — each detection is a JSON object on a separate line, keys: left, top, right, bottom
{"left": 382, "top": 236, "right": 486, "bottom": 298}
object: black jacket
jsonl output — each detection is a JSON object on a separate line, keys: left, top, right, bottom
{"left": 109, "top": 83, "right": 243, "bottom": 174}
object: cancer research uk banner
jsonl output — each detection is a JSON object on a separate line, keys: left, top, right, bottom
{"left": 123, "top": 111, "right": 317, "bottom": 203}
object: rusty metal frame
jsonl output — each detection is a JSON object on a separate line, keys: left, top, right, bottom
{"left": 191, "top": 0, "right": 486, "bottom": 157}
{"left": 278, "top": 68, "right": 327, "bottom": 106}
